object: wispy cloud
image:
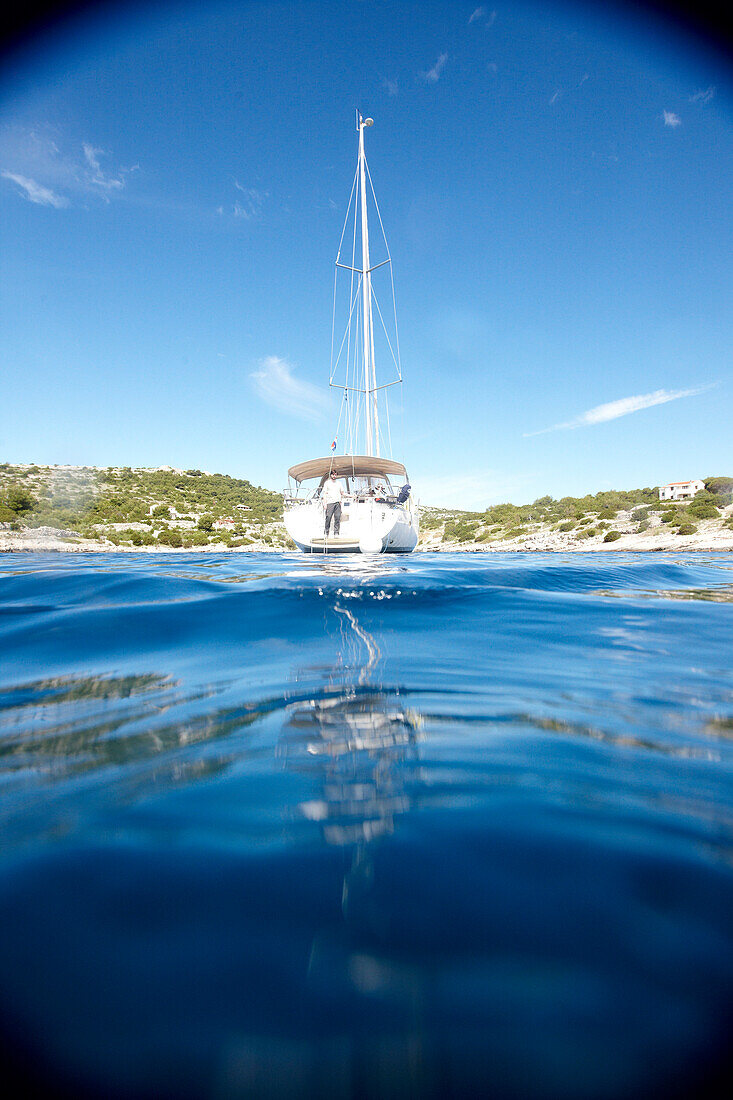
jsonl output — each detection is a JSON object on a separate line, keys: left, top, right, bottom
{"left": 663, "top": 110, "right": 682, "bottom": 127}
{"left": 549, "top": 73, "right": 588, "bottom": 107}
{"left": 382, "top": 76, "right": 399, "bottom": 97}
{"left": 689, "top": 86, "right": 715, "bottom": 103}
{"left": 233, "top": 181, "right": 266, "bottom": 219}
{"left": 82, "top": 143, "right": 126, "bottom": 194}
{"left": 217, "top": 181, "right": 267, "bottom": 220}
{"left": 420, "top": 53, "right": 448, "bottom": 84}
{"left": 469, "top": 7, "right": 496, "bottom": 26}
{"left": 0, "top": 170, "right": 68, "bottom": 208}
{"left": 0, "top": 125, "right": 134, "bottom": 207}
{"left": 524, "top": 385, "right": 713, "bottom": 437}
{"left": 250, "top": 356, "right": 332, "bottom": 422}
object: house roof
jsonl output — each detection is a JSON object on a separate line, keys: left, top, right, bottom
{"left": 287, "top": 454, "right": 407, "bottom": 483}
{"left": 663, "top": 480, "right": 703, "bottom": 486}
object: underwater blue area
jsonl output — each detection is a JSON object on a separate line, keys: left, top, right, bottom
{"left": 0, "top": 550, "right": 732, "bottom": 1098}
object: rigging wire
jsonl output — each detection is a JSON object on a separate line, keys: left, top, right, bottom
{"left": 329, "top": 137, "right": 404, "bottom": 464}
{"left": 331, "top": 167, "right": 358, "bottom": 382}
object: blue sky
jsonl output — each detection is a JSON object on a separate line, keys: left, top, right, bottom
{"left": 1, "top": 0, "right": 730, "bottom": 509}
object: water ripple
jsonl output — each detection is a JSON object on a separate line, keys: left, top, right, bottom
{"left": 0, "top": 551, "right": 731, "bottom": 1098}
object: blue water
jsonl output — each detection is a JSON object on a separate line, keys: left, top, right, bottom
{"left": 1, "top": 551, "right": 732, "bottom": 1099}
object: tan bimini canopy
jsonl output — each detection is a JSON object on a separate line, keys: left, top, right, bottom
{"left": 288, "top": 455, "right": 407, "bottom": 483}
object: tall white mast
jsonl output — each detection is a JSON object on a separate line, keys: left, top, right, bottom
{"left": 358, "top": 114, "right": 379, "bottom": 456}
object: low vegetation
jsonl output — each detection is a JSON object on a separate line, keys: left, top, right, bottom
{"left": 2, "top": 465, "right": 732, "bottom": 550}
{"left": 418, "top": 477, "right": 733, "bottom": 548}
{"left": 0, "top": 463, "right": 289, "bottom": 549}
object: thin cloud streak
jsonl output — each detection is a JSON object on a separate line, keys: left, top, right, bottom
{"left": 82, "top": 143, "right": 125, "bottom": 193}
{"left": 0, "top": 170, "right": 68, "bottom": 207}
{"left": 663, "top": 110, "right": 682, "bottom": 127}
{"left": 251, "top": 356, "right": 331, "bottom": 422}
{"left": 0, "top": 126, "right": 133, "bottom": 207}
{"left": 421, "top": 53, "right": 448, "bottom": 84}
{"left": 524, "top": 385, "right": 714, "bottom": 437}
{"left": 469, "top": 8, "right": 496, "bottom": 26}
{"left": 689, "top": 86, "right": 715, "bottom": 103}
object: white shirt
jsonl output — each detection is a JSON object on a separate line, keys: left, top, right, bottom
{"left": 321, "top": 478, "right": 343, "bottom": 504}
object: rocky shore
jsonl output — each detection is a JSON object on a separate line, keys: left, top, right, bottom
{"left": 3, "top": 518, "right": 733, "bottom": 554}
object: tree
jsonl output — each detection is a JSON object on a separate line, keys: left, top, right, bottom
{"left": 4, "top": 486, "right": 36, "bottom": 515}
{"left": 197, "top": 514, "right": 215, "bottom": 532}
{"left": 705, "top": 477, "right": 733, "bottom": 495}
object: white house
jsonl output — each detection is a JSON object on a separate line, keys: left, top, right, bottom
{"left": 658, "top": 479, "right": 705, "bottom": 502}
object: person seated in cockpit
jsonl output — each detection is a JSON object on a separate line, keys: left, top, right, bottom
{"left": 396, "top": 481, "right": 411, "bottom": 504}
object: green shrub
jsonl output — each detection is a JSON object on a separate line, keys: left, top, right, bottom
{"left": 603, "top": 530, "right": 622, "bottom": 543}
{"left": 123, "top": 529, "right": 155, "bottom": 547}
{"left": 636, "top": 519, "right": 650, "bottom": 532}
{"left": 558, "top": 521, "right": 575, "bottom": 532}
{"left": 598, "top": 509, "right": 617, "bottom": 520}
{"left": 197, "top": 514, "right": 215, "bottom": 532}
{"left": 677, "top": 524, "right": 697, "bottom": 535}
{"left": 688, "top": 503, "right": 719, "bottom": 519}
{"left": 152, "top": 504, "right": 171, "bottom": 519}
{"left": 579, "top": 528, "right": 597, "bottom": 539}
{"left": 0, "top": 504, "right": 16, "bottom": 523}
{"left": 158, "top": 528, "right": 183, "bottom": 547}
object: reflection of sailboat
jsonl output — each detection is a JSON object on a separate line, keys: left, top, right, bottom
{"left": 285, "top": 689, "right": 421, "bottom": 846}
{"left": 284, "top": 115, "right": 419, "bottom": 555}
{"left": 279, "top": 601, "right": 422, "bottom": 846}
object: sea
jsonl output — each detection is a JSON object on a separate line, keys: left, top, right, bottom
{"left": 0, "top": 550, "right": 732, "bottom": 1099}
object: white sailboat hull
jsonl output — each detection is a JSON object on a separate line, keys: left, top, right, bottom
{"left": 284, "top": 498, "right": 418, "bottom": 554}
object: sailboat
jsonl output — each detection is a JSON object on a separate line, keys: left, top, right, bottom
{"left": 283, "top": 114, "right": 419, "bottom": 554}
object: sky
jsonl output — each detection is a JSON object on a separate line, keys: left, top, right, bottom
{"left": 1, "top": 0, "right": 731, "bottom": 509}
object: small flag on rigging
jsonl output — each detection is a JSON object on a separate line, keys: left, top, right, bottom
{"left": 330, "top": 438, "right": 337, "bottom": 451}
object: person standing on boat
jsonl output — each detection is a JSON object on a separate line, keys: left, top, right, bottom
{"left": 322, "top": 471, "right": 343, "bottom": 537}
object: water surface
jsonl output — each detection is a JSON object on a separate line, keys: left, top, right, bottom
{"left": 1, "top": 551, "right": 732, "bottom": 1098}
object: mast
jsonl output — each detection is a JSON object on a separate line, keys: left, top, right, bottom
{"left": 358, "top": 114, "right": 379, "bottom": 457}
